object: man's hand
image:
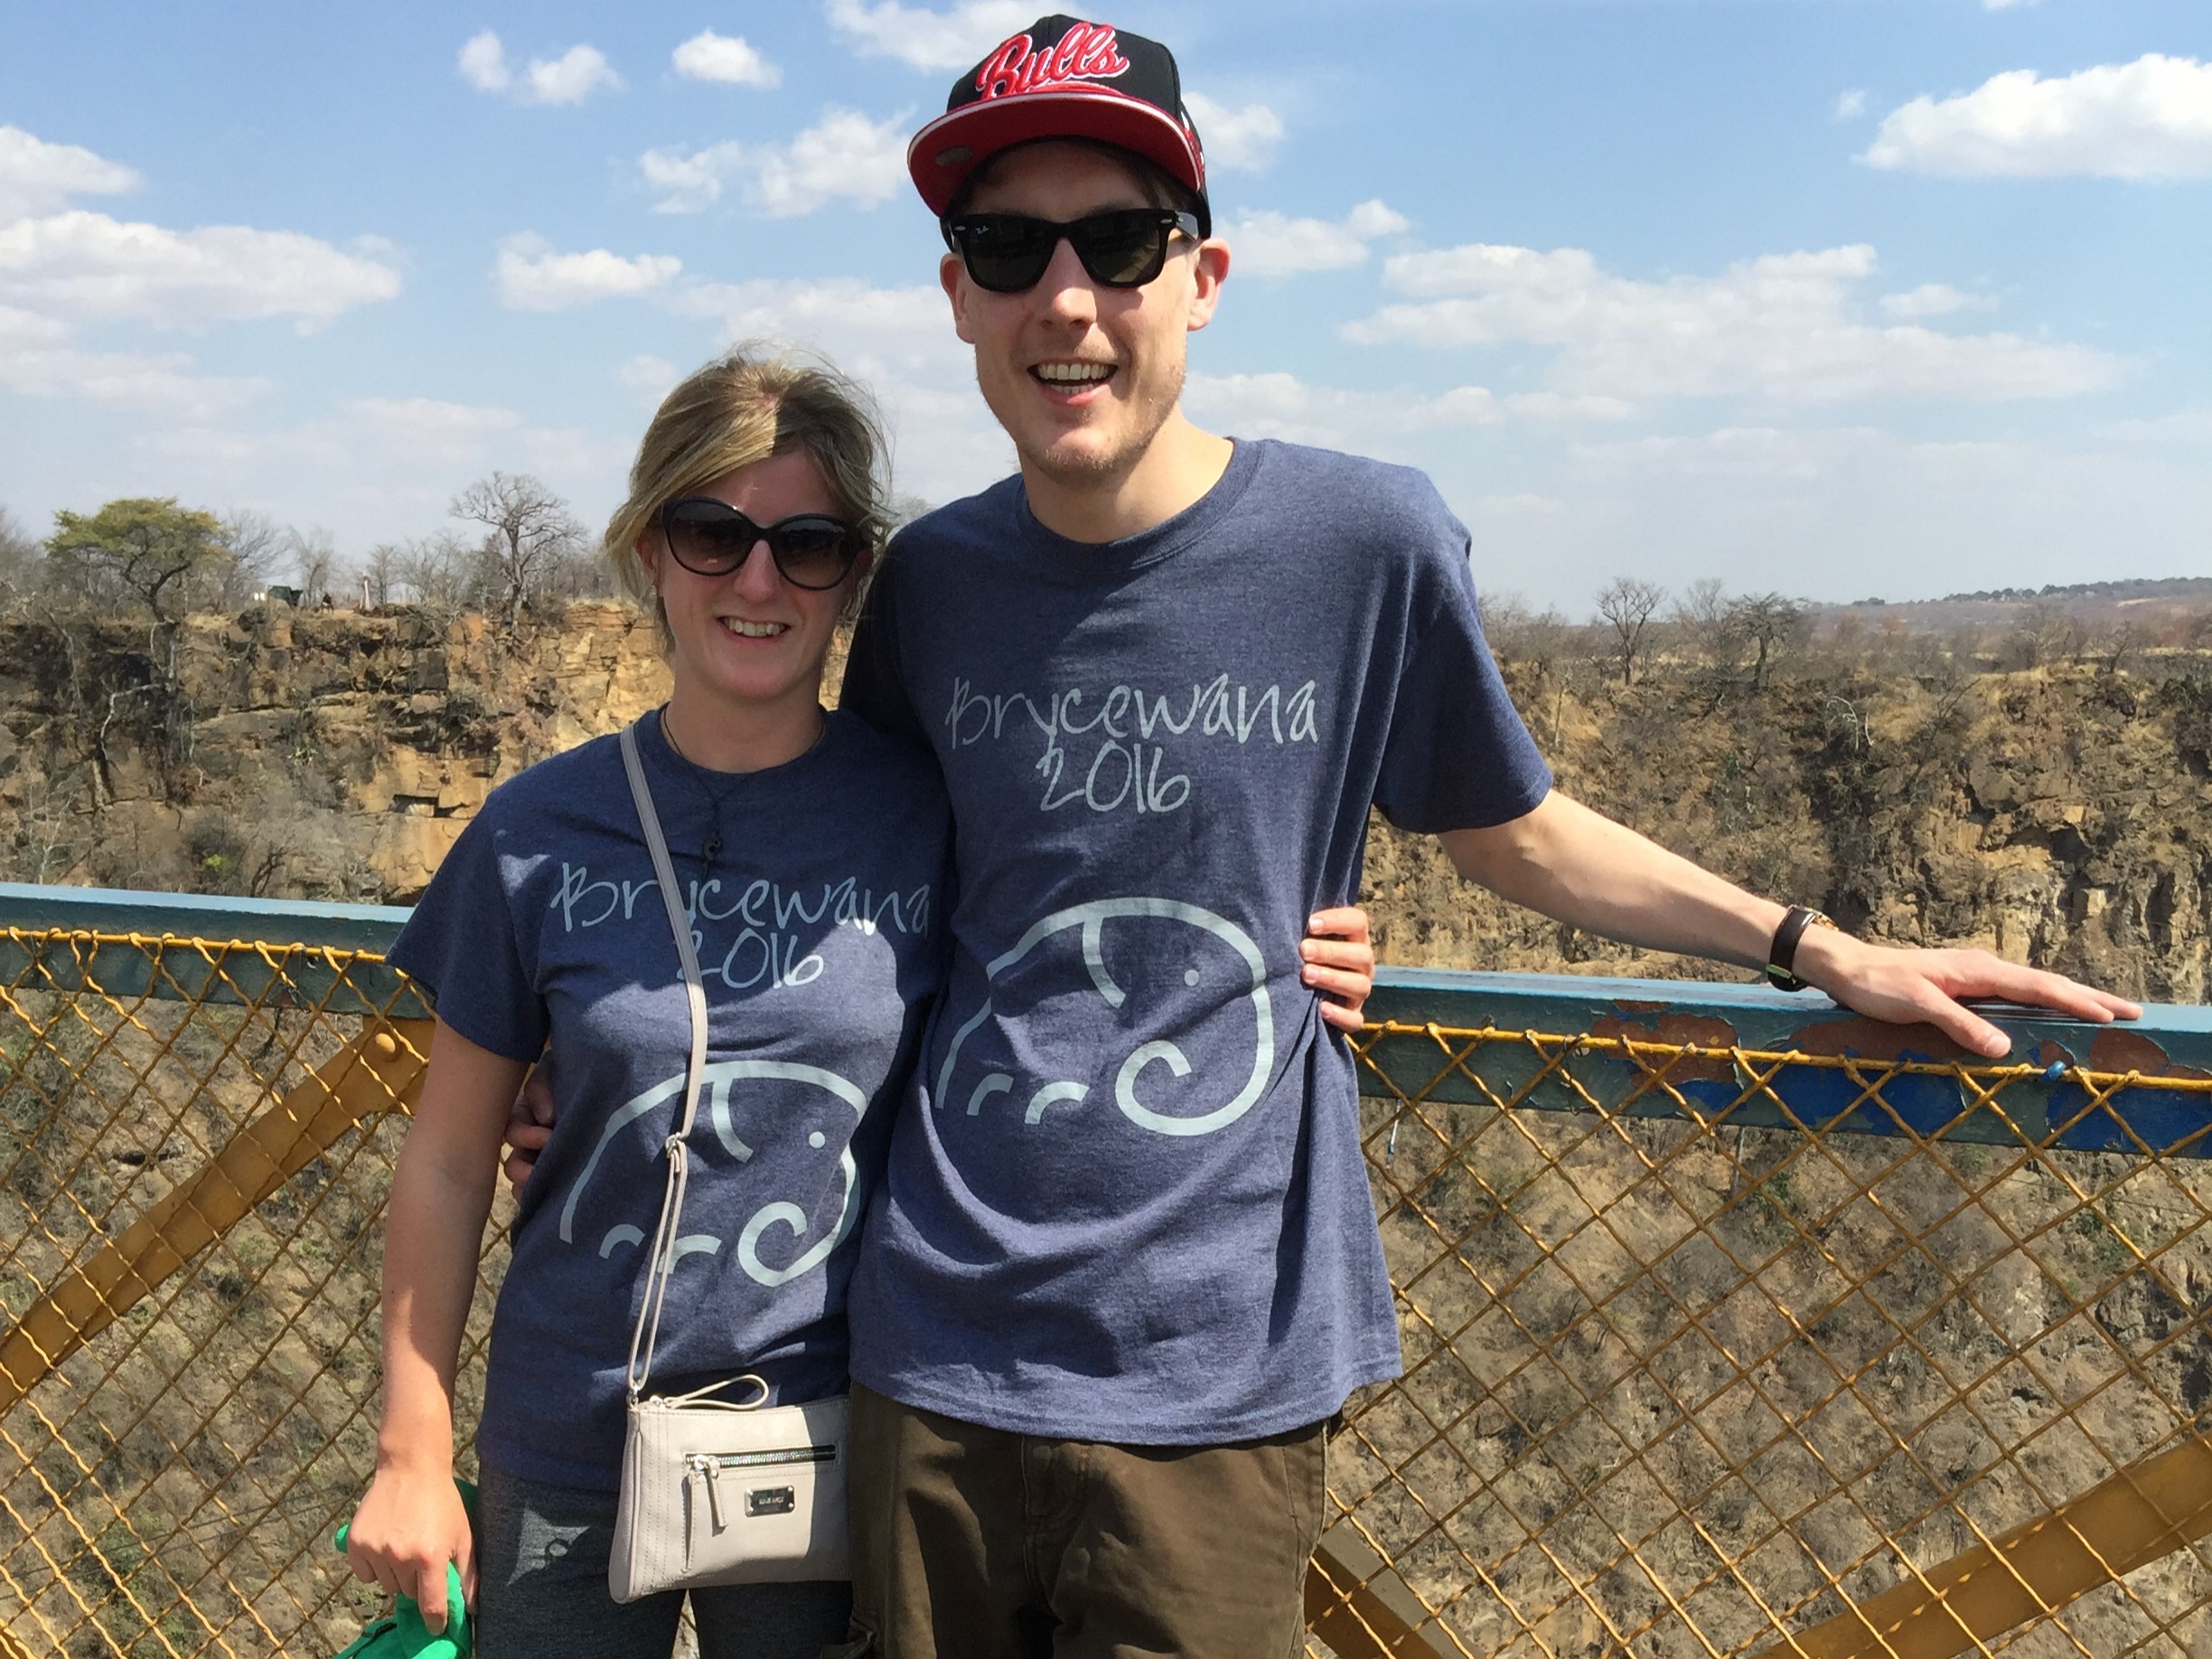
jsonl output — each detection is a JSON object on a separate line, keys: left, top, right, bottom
{"left": 1794, "top": 929, "right": 2142, "bottom": 1059}
{"left": 502, "top": 1066, "right": 555, "bottom": 1197}
{"left": 1303, "top": 906, "right": 1375, "bottom": 1034}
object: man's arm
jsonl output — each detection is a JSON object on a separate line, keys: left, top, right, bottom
{"left": 1439, "top": 791, "right": 2142, "bottom": 1058}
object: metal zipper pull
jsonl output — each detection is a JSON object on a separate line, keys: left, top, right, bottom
{"left": 703, "top": 1456, "right": 726, "bottom": 1532}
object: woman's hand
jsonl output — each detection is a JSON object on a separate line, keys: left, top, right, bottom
{"left": 502, "top": 1065, "right": 556, "bottom": 1196}
{"left": 1302, "top": 906, "right": 1377, "bottom": 1033}
{"left": 344, "top": 1463, "right": 474, "bottom": 1635}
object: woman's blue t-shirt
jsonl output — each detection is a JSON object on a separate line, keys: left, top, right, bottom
{"left": 388, "top": 708, "right": 950, "bottom": 1489}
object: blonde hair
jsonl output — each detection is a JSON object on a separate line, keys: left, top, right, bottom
{"left": 604, "top": 345, "right": 893, "bottom": 634}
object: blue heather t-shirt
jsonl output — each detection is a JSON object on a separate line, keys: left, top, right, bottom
{"left": 839, "top": 438, "right": 1552, "bottom": 1443}
{"left": 387, "top": 709, "right": 950, "bottom": 1488}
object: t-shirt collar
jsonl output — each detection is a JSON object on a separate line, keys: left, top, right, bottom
{"left": 1008, "top": 438, "right": 1262, "bottom": 583}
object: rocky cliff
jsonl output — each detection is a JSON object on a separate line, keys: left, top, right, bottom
{"left": 3, "top": 603, "right": 2207, "bottom": 999}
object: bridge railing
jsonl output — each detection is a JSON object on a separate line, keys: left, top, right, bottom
{"left": 2, "top": 883, "right": 2208, "bottom": 1659}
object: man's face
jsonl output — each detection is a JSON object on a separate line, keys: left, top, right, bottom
{"left": 940, "top": 141, "right": 1224, "bottom": 492}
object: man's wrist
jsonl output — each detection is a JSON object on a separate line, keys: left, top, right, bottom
{"left": 1782, "top": 916, "right": 1856, "bottom": 991}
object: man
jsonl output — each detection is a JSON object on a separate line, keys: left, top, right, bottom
{"left": 504, "top": 16, "right": 2135, "bottom": 1654}
{"left": 821, "top": 15, "right": 2139, "bottom": 1659}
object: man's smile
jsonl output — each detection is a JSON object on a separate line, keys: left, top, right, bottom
{"left": 1031, "top": 360, "right": 1118, "bottom": 392}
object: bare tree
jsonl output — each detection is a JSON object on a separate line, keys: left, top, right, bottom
{"left": 395, "top": 531, "right": 475, "bottom": 614}
{"left": 1595, "top": 576, "right": 1666, "bottom": 686}
{"left": 361, "top": 542, "right": 406, "bottom": 608}
{"left": 451, "top": 472, "right": 583, "bottom": 632}
{"left": 288, "top": 526, "right": 340, "bottom": 605}
{"left": 1720, "top": 593, "right": 1807, "bottom": 691}
{"left": 1672, "top": 577, "right": 1729, "bottom": 664}
{"left": 218, "top": 508, "right": 286, "bottom": 606}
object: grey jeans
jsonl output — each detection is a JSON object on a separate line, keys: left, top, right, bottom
{"left": 476, "top": 1462, "right": 852, "bottom": 1659}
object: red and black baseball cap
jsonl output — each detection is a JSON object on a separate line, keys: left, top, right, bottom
{"left": 907, "top": 14, "right": 1210, "bottom": 235}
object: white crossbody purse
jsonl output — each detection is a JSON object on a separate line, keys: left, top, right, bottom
{"left": 606, "top": 721, "right": 851, "bottom": 1602}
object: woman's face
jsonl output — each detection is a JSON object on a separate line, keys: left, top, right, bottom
{"left": 639, "top": 450, "right": 866, "bottom": 724}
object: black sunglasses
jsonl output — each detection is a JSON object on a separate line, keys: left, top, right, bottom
{"left": 657, "top": 498, "right": 864, "bottom": 590}
{"left": 943, "top": 208, "right": 1203, "bottom": 295}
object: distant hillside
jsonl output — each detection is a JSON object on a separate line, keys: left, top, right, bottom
{"left": 1819, "top": 576, "right": 2212, "bottom": 633}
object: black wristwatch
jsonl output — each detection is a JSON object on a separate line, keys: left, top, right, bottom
{"left": 1767, "top": 905, "right": 1838, "bottom": 992}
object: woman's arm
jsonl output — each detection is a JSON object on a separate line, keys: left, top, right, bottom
{"left": 344, "top": 1017, "right": 528, "bottom": 1632}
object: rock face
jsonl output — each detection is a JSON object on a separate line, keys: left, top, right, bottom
{"left": 0, "top": 601, "right": 670, "bottom": 903}
{"left": 1360, "top": 661, "right": 2212, "bottom": 1003}
{"left": 4, "top": 605, "right": 2209, "bottom": 1003}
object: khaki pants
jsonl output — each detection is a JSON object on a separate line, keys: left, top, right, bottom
{"left": 839, "top": 1382, "right": 1327, "bottom": 1659}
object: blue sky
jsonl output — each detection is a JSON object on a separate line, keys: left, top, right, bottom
{"left": 1, "top": 1, "right": 2206, "bottom": 611}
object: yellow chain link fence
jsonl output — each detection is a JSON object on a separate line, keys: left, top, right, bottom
{"left": 3, "top": 903, "right": 2209, "bottom": 1659}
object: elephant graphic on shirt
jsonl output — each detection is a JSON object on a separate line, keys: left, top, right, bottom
{"left": 558, "top": 1059, "right": 867, "bottom": 1289}
{"left": 933, "top": 896, "right": 1275, "bottom": 1139}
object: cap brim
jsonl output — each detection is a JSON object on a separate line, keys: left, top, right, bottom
{"left": 908, "top": 90, "right": 1204, "bottom": 220}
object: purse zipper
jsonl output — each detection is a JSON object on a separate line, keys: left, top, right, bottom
{"left": 686, "top": 1448, "right": 839, "bottom": 1534}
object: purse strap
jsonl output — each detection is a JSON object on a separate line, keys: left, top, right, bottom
{"left": 619, "top": 719, "right": 712, "bottom": 1401}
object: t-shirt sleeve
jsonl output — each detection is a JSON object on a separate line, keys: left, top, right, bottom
{"left": 385, "top": 808, "right": 548, "bottom": 1063}
{"left": 838, "top": 545, "right": 926, "bottom": 746}
{"left": 1372, "top": 500, "right": 1554, "bottom": 834}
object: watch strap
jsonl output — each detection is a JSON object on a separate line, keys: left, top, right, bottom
{"left": 1767, "top": 904, "right": 1836, "bottom": 993}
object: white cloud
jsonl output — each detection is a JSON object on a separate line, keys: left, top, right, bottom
{"left": 0, "top": 128, "right": 395, "bottom": 424}
{"left": 0, "top": 126, "right": 141, "bottom": 220}
{"left": 458, "top": 30, "right": 511, "bottom": 95}
{"left": 641, "top": 109, "right": 909, "bottom": 215}
{"left": 0, "top": 302, "right": 263, "bottom": 416}
{"left": 528, "top": 45, "right": 623, "bottom": 106}
{"left": 1864, "top": 53, "right": 2212, "bottom": 178}
{"left": 494, "top": 234, "right": 680, "bottom": 310}
{"left": 617, "top": 354, "right": 681, "bottom": 401}
{"left": 672, "top": 30, "right": 780, "bottom": 88}
{"left": 1184, "top": 373, "right": 1629, "bottom": 452}
{"left": 1187, "top": 371, "right": 1502, "bottom": 448}
{"left": 1879, "top": 282, "right": 1992, "bottom": 320}
{"left": 1984, "top": 0, "right": 2037, "bottom": 10}
{"left": 1223, "top": 200, "right": 1408, "bottom": 278}
{"left": 669, "top": 276, "right": 950, "bottom": 354}
{"left": 662, "top": 275, "right": 1004, "bottom": 501}
{"left": 1185, "top": 92, "right": 1286, "bottom": 173}
{"left": 127, "top": 398, "right": 633, "bottom": 546}
{"left": 1344, "top": 240, "right": 2122, "bottom": 405}
{"left": 823, "top": 0, "right": 1028, "bottom": 72}
{"left": 1833, "top": 89, "right": 1868, "bottom": 122}
{"left": 1504, "top": 391, "right": 1636, "bottom": 422}
{"left": 0, "top": 210, "right": 403, "bottom": 328}
{"left": 347, "top": 397, "right": 521, "bottom": 455}
{"left": 2100, "top": 407, "right": 2212, "bottom": 445}
{"left": 457, "top": 31, "right": 623, "bottom": 106}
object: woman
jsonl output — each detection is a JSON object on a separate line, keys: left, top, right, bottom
{"left": 342, "top": 347, "right": 1375, "bottom": 1657}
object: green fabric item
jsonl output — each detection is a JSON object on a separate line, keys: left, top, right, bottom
{"left": 330, "top": 1479, "right": 478, "bottom": 1659}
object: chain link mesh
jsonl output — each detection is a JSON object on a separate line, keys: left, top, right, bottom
{"left": 0, "top": 928, "right": 503, "bottom": 1659}
{"left": 4, "top": 925, "right": 2209, "bottom": 1658}
{"left": 1316, "top": 1022, "right": 2212, "bottom": 1659}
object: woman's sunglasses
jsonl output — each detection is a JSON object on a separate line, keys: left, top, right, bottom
{"left": 942, "top": 208, "right": 1203, "bottom": 295}
{"left": 657, "top": 498, "right": 865, "bottom": 590}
